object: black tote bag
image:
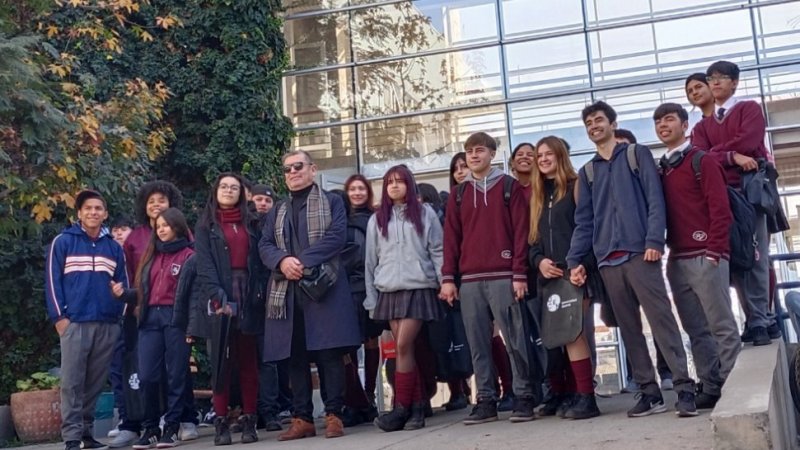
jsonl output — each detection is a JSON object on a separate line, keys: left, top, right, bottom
{"left": 539, "top": 275, "right": 584, "bottom": 349}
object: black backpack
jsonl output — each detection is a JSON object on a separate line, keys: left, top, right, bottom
{"left": 691, "top": 151, "right": 757, "bottom": 273}
{"left": 455, "top": 175, "right": 515, "bottom": 208}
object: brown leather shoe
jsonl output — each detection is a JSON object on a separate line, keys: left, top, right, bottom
{"left": 277, "top": 418, "right": 316, "bottom": 441}
{"left": 324, "top": 414, "right": 344, "bottom": 439}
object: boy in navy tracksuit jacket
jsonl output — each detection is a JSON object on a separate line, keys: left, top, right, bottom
{"left": 45, "top": 190, "right": 128, "bottom": 450}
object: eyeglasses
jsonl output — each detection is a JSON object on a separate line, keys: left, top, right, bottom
{"left": 282, "top": 162, "right": 309, "bottom": 173}
{"left": 705, "top": 75, "right": 731, "bottom": 83}
{"left": 218, "top": 184, "right": 240, "bottom": 192}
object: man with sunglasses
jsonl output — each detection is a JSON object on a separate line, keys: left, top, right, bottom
{"left": 258, "top": 150, "right": 361, "bottom": 441}
{"left": 691, "top": 60, "right": 775, "bottom": 346}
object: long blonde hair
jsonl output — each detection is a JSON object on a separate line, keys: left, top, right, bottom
{"left": 529, "top": 136, "right": 578, "bottom": 244}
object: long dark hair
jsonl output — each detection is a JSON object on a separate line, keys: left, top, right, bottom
{"left": 197, "top": 172, "right": 250, "bottom": 230}
{"left": 449, "top": 152, "right": 467, "bottom": 188}
{"left": 344, "top": 174, "right": 375, "bottom": 212}
{"left": 134, "top": 207, "right": 191, "bottom": 315}
{"left": 376, "top": 165, "right": 423, "bottom": 239}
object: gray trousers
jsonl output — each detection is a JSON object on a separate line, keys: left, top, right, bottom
{"left": 732, "top": 212, "right": 771, "bottom": 328}
{"left": 461, "top": 279, "right": 534, "bottom": 401}
{"left": 600, "top": 255, "right": 694, "bottom": 396}
{"left": 60, "top": 321, "right": 120, "bottom": 442}
{"left": 666, "top": 257, "right": 741, "bottom": 395}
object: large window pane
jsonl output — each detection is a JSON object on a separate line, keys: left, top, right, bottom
{"left": 762, "top": 64, "right": 800, "bottom": 128}
{"left": 589, "top": 10, "right": 755, "bottom": 86}
{"left": 505, "top": 34, "right": 589, "bottom": 97}
{"left": 285, "top": 13, "right": 351, "bottom": 70}
{"left": 585, "top": 0, "right": 748, "bottom": 27}
{"left": 755, "top": 4, "right": 800, "bottom": 63}
{"left": 359, "top": 105, "right": 507, "bottom": 177}
{"left": 355, "top": 46, "right": 503, "bottom": 117}
{"left": 291, "top": 124, "right": 357, "bottom": 184}
{"left": 283, "top": 68, "right": 355, "bottom": 127}
{"left": 351, "top": 0, "right": 498, "bottom": 61}
{"left": 501, "top": 0, "right": 583, "bottom": 39}
{"left": 509, "top": 94, "right": 593, "bottom": 153}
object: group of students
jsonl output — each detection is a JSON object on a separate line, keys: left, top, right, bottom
{"left": 45, "top": 59, "right": 781, "bottom": 450}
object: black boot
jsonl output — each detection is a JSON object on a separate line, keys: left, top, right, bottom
{"left": 373, "top": 405, "right": 410, "bottom": 432}
{"left": 563, "top": 394, "right": 600, "bottom": 420}
{"left": 404, "top": 403, "right": 425, "bottom": 430}
{"left": 239, "top": 414, "right": 258, "bottom": 444}
{"left": 214, "top": 416, "right": 232, "bottom": 446}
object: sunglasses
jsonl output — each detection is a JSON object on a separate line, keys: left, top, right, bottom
{"left": 282, "top": 162, "right": 309, "bottom": 173}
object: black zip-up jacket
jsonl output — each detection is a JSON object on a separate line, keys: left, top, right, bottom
{"left": 194, "top": 220, "right": 265, "bottom": 336}
{"left": 529, "top": 179, "right": 595, "bottom": 278}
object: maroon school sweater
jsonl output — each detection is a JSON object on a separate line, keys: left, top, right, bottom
{"left": 148, "top": 246, "right": 194, "bottom": 306}
{"left": 690, "top": 100, "right": 768, "bottom": 188}
{"left": 442, "top": 174, "right": 529, "bottom": 284}
{"left": 662, "top": 147, "right": 732, "bottom": 261}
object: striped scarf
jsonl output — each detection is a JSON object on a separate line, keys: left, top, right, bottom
{"left": 268, "top": 183, "right": 331, "bottom": 319}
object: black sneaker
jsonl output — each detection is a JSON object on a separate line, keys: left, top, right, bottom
{"left": 508, "top": 396, "right": 536, "bottom": 423}
{"left": 81, "top": 437, "right": 107, "bottom": 449}
{"left": 767, "top": 321, "right": 782, "bottom": 340}
{"left": 373, "top": 404, "right": 410, "bottom": 432}
{"left": 156, "top": 425, "right": 179, "bottom": 448}
{"left": 66, "top": 440, "right": 82, "bottom": 450}
{"left": 740, "top": 325, "right": 753, "bottom": 343}
{"left": 404, "top": 403, "right": 425, "bottom": 430}
{"left": 444, "top": 393, "right": 469, "bottom": 411}
{"left": 675, "top": 391, "right": 699, "bottom": 417}
{"left": 132, "top": 428, "right": 161, "bottom": 449}
{"left": 556, "top": 393, "right": 576, "bottom": 418}
{"left": 497, "top": 393, "right": 515, "bottom": 412}
{"left": 463, "top": 400, "right": 498, "bottom": 425}
{"left": 262, "top": 414, "right": 282, "bottom": 432}
{"left": 563, "top": 394, "right": 600, "bottom": 420}
{"left": 340, "top": 407, "right": 364, "bottom": 428}
{"left": 695, "top": 391, "right": 720, "bottom": 410}
{"left": 751, "top": 326, "right": 771, "bottom": 346}
{"left": 537, "top": 394, "right": 563, "bottom": 417}
{"left": 627, "top": 392, "right": 667, "bottom": 418}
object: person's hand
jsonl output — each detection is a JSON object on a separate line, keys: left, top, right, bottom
{"left": 643, "top": 249, "right": 662, "bottom": 262}
{"left": 512, "top": 281, "right": 528, "bottom": 302}
{"left": 439, "top": 284, "right": 458, "bottom": 306}
{"left": 215, "top": 304, "right": 233, "bottom": 316}
{"left": 538, "top": 258, "right": 564, "bottom": 279}
{"left": 570, "top": 265, "right": 587, "bottom": 286}
{"left": 279, "top": 257, "right": 304, "bottom": 281}
{"left": 110, "top": 281, "right": 125, "bottom": 298}
{"left": 55, "top": 318, "right": 70, "bottom": 337}
{"left": 733, "top": 153, "right": 758, "bottom": 172}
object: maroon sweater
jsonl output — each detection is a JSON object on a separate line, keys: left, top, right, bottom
{"left": 124, "top": 225, "right": 152, "bottom": 280}
{"left": 662, "top": 147, "right": 732, "bottom": 261}
{"left": 217, "top": 208, "right": 249, "bottom": 269}
{"left": 442, "top": 172, "right": 529, "bottom": 284}
{"left": 148, "top": 246, "right": 194, "bottom": 306}
{"left": 690, "top": 100, "right": 768, "bottom": 188}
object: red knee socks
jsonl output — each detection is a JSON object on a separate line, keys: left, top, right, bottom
{"left": 394, "top": 370, "right": 415, "bottom": 409}
{"left": 570, "top": 358, "right": 594, "bottom": 395}
{"left": 491, "top": 336, "right": 513, "bottom": 396}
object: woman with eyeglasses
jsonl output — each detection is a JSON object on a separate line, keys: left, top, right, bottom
{"left": 195, "top": 172, "right": 266, "bottom": 446}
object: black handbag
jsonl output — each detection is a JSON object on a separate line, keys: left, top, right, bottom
{"left": 539, "top": 275, "right": 584, "bottom": 349}
{"left": 298, "top": 262, "right": 337, "bottom": 302}
{"left": 429, "top": 302, "right": 473, "bottom": 381}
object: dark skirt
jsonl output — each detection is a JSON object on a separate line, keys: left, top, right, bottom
{"left": 373, "top": 288, "right": 445, "bottom": 322}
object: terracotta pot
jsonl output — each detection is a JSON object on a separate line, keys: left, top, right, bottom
{"left": 10, "top": 389, "right": 61, "bottom": 443}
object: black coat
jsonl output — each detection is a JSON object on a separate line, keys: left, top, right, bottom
{"left": 194, "top": 219, "right": 265, "bottom": 336}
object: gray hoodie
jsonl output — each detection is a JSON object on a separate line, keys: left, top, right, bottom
{"left": 364, "top": 203, "right": 444, "bottom": 311}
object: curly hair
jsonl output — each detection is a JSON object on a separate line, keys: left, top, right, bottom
{"left": 134, "top": 181, "right": 183, "bottom": 226}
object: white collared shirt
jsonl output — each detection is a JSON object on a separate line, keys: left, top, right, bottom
{"left": 664, "top": 140, "right": 691, "bottom": 160}
{"left": 715, "top": 96, "right": 739, "bottom": 119}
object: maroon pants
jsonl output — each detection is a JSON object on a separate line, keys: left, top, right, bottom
{"left": 213, "top": 331, "right": 259, "bottom": 415}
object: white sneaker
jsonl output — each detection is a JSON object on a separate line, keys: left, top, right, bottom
{"left": 178, "top": 423, "right": 198, "bottom": 442}
{"left": 107, "top": 426, "right": 120, "bottom": 438}
{"left": 108, "top": 430, "right": 139, "bottom": 448}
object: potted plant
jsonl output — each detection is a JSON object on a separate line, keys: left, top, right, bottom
{"left": 10, "top": 372, "right": 61, "bottom": 443}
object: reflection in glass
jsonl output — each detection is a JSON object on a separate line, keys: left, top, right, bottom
{"left": 351, "top": 0, "right": 498, "bottom": 61}
{"left": 754, "top": 4, "right": 800, "bottom": 62}
{"left": 585, "top": 0, "right": 747, "bottom": 26}
{"left": 762, "top": 65, "right": 800, "bottom": 128}
{"left": 283, "top": 68, "right": 355, "bottom": 127}
{"left": 291, "top": 125, "right": 357, "bottom": 178}
{"left": 285, "top": 13, "right": 351, "bottom": 69}
{"left": 589, "top": 10, "right": 754, "bottom": 85}
{"left": 355, "top": 46, "right": 503, "bottom": 118}
{"left": 501, "top": 0, "right": 583, "bottom": 39}
{"left": 505, "top": 34, "right": 589, "bottom": 97}
{"left": 509, "top": 94, "right": 593, "bottom": 153}
{"left": 358, "top": 105, "right": 507, "bottom": 177}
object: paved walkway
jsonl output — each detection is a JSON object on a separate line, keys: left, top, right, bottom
{"left": 30, "top": 391, "right": 712, "bottom": 450}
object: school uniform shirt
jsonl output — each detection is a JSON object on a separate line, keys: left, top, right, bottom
{"left": 147, "top": 246, "right": 195, "bottom": 306}
{"left": 661, "top": 146, "right": 732, "bottom": 261}
{"left": 690, "top": 98, "right": 768, "bottom": 188}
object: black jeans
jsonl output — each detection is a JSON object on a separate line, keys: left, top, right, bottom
{"left": 289, "top": 297, "right": 346, "bottom": 423}
{"left": 256, "top": 336, "right": 281, "bottom": 418}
